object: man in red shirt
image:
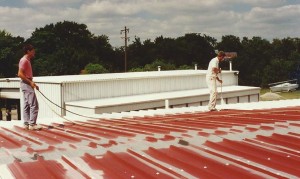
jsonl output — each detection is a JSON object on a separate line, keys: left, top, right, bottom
{"left": 18, "top": 44, "right": 41, "bottom": 130}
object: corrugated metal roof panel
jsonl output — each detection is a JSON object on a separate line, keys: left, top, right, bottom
{"left": 0, "top": 106, "right": 300, "bottom": 178}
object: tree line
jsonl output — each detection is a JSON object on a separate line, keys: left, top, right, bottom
{"left": 0, "top": 21, "right": 299, "bottom": 87}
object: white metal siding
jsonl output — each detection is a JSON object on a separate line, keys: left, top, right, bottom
{"left": 228, "top": 97, "right": 238, "bottom": 104}
{"left": 250, "top": 94, "right": 259, "bottom": 102}
{"left": 0, "top": 80, "right": 20, "bottom": 88}
{"left": 62, "top": 72, "right": 218, "bottom": 103}
{"left": 35, "top": 83, "right": 62, "bottom": 119}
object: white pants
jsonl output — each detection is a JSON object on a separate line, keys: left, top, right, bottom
{"left": 206, "top": 76, "right": 217, "bottom": 110}
{"left": 20, "top": 81, "right": 39, "bottom": 125}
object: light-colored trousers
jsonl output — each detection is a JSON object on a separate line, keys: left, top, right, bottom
{"left": 206, "top": 76, "right": 217, "bottom": 110}
{"left": 20, "top": 81, "right": 39, "bottom": 125}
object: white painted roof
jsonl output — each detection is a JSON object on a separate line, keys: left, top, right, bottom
{"left": 66, "top": 86, "right": 259, "bottom": 108}
{"left": 1, "top": 70, "right": 235, "bottom": 84}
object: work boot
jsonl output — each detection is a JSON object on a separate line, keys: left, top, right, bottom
{"left": 29, "top": 124, "right": 42, "bottom": 130}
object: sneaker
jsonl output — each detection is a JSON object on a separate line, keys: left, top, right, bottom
{"left": 24, "top": 124, "right": 29, "bottom": 130}
{"left": 28, "top": 124, "right": 42, "bottom": 131}
{"left": 209, "top": 108, "right": 217, "bottom": 112}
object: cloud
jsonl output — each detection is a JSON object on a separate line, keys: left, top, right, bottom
{"left": 25, "top": 0, "right": 82, "bottom": 6}
{"left": 245, "top": 4, "right": 300, "bottom": 24}
{"left": 238, "top": 4, "right": 300, "bottom": 38}
{"left": 247, "top": 0, "right": 289, "bottom": 6}
{"left": 77, "top": 0, "right": 233, "bottom": 44}
{"left": 0, "top": 0, "right": 299, "bottom": 47}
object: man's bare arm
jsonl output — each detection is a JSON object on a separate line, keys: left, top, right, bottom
{"left": 18, "top": 69, "right": 39, "bottom": 90}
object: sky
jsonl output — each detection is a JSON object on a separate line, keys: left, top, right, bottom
{"left": 0, "top": 0, "right": 299, "bottom": 47}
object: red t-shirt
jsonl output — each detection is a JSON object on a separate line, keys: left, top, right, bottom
{"left": 19, "top": 55, "right": 33, "bottom": 79}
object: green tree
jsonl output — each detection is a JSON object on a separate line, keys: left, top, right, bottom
{"left": 0, "top": 30, "right": 24, "bottom": 77}
{"left": 176, "top": 33, "right": 216, "bottom": 69}
{"left": 270, "top": 38, "right": 300, "bottom": 84}
{"left": 272, "top": 38, "right": 298, "bottom": 59}
{"left": 129, "top": 59, "right": 176, "bottom": 72}
{"left": 127, "top": 33, "right": 216, "bottom": 71}
{"left": 261, "top": 58, "right": 295, "bottom": 87}
{"left": 236, "top": 37, "right": 272, "bottom": 86}
{"left": 217, "top": 35, "right": 242, "bottom": 52}
{"left": 28, "top": 21, "right": 114, "bottom": 76}
{"left": 216, "top": 35, "right": 242, "bottom": 70}
{"left": 127, "top": 37, "right": 157, "bottom": 69}
{"left": 83, "top": 63, "right": 108, "bottom": 74}
{"left": 178, "top": 64, "right": 193, "bottom": 70}
{"left": 144, "top": 59, "right": 176, "bottom": 71}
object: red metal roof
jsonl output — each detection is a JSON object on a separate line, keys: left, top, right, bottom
{"left": 1, "top": 107, "right": 300, "bottom": 178}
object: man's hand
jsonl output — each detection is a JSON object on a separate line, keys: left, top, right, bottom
{"left": 30, "top": 81, "right": 39, "bottom": 90}
{"left": 213, "top": 68, "right": 219, "bottom": 74}
{"left": 216, "top": 77, "right": 222, "bottom": 83}
{"left": 213, "top": 67, "right": 222, "bottom": 74}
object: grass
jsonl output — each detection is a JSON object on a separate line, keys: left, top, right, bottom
{"left": 260, "top": 88, "right": 300, "bottom": 100}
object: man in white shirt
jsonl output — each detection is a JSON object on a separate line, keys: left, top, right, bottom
{"left": 206, "top": 51, "right": 226, "bottom": 111}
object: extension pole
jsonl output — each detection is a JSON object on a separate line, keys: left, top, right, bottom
{"left": 220, "top": 68, "right": 225, "bottom": 106}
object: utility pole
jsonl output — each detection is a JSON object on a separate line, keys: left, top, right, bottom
{"left": 121, "top": 26, "right": 129, "bottom": 72}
